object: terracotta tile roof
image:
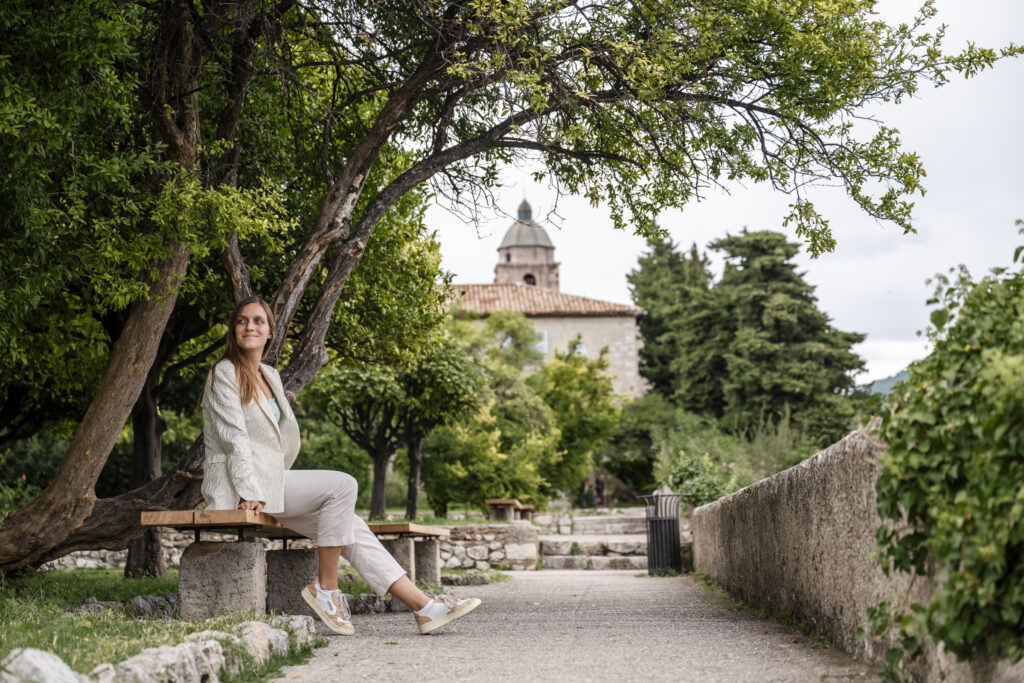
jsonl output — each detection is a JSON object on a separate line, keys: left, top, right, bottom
{"left": 452, "top": 283, "right": 643, "bottom": 317}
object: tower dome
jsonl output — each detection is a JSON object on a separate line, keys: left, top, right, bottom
{"left": 494, "top": 200, "right": 560, "bottom": 289}
{"left": 499, "top": 200, "right": 554, "bottom": 249}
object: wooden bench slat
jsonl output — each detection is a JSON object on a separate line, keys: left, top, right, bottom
{"left": 141, "top": 510, "right": 195, "bottom": 526}
{"left": 368, "top": 523, "right": 449, "bottom": 538}
{"left": 485, "top": 498, "right": 520, "bottom": 506}
{"left": 141, "top": 511, "right": 449, "bottom": 539}
{"left": 194, "top": 509, "right": 284, "bottom": 527}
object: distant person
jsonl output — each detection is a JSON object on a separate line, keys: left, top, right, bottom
{"left": 200, "top": 296, "right": 480, "bottom": 635}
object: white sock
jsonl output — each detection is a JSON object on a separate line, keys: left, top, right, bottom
{"left": 418, "top": 598, "right": 447, "bottom": 619}
{"left": 315, "top": 582, "right": 338, "bottom": 615}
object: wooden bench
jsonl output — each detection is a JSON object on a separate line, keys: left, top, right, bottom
{"left": 141, "top": 510, "right": 449, "bottom": 618}
{"left": 484, "top": 498, "right": 535, "bottom": 522}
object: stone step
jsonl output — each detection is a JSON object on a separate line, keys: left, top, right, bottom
{"left": 541, "top": 555, "right": 648, "bottom": 570}
{"left": 539, "top": 534, "right": 647, "bottom": 557}
{"left": 570, "top": 516, "right": 647, "bottom": 535}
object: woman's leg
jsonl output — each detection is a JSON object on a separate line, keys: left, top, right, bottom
{"left": 277, "top": 471, "right": 408, "bottom": 595}
{"left": 276, "top": 470, "right": 359, "bottom": 590}
{"left": 387, "top": 575, "right": 430, "bottom": 611}
{"left": 338, "top": 515, "right": 411, "bottom": 597}
{"left": 318, "top": 547, "right": 342, "bottom": 590}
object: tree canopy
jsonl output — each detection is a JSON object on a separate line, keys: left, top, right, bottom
{"left": 1, "top": 0, "right": 1019, "bottom": 571}
{"left": 631, "top": 230, "right": 865, "bottom": 444}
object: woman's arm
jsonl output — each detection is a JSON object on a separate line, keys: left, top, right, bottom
{"left": 203, "top": 363, "right": 266, "bottom": 505}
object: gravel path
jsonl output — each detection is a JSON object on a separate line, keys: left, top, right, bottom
{"left": 274, "top": 570, "right": 879, "bottom": 682}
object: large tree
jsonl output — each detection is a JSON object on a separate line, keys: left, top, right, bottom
{"left": 527, "top": 339, "right": 619, "bottom": 495}
{"left": 1, "top": 0, "right": 1017, "bottom": 571}
{"left": 628, "top": 236, "right": 714, "bottom": 397}
{"left": 632, "top": 230, "right": 865, "bottom": 443}
{"left": 309, "top": 334, "right": 484, "bottom": 519}
{"left": 713, "top": 231, "right": 866, "bottom": 441}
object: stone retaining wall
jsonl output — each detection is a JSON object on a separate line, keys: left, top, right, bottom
{"left": 692, "top": 427, "right": 1024, "bottom": 682}
{"left": 440, "top": 522, "right": 538, "bottom": 571}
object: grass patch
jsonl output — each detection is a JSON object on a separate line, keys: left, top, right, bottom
{"left": 0, "top": 567, "right": 316, "bottom": 678}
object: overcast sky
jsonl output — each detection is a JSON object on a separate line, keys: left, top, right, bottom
{"left": 425, "top": 0, "right": 1024, "bottom": 383}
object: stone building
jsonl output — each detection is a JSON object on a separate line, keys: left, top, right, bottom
{"left": 454, "top": 201, "right": 646, "bottom": 397}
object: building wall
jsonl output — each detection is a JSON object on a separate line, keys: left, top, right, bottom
{"left": 495, "top": 245, "right": 560, "bottom": 289}
{"left": 529, "top": 315, "right": 646, "bottom": 397}
{"left": 493, "top": 262, "right": 560, "bottom": 289}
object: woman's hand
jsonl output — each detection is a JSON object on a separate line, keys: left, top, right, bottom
{"left": 236, "top": 499, "right": 264, "bottom": 514}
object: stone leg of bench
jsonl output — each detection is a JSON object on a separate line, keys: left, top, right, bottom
{"left": 179, "top": 541, "right": 266, "bottom": 619}
{"left": 413, "top": 538, "right": 441, "bottom": 585}
{"left": 266, "top": 548, "right": 318, "bottom": 617}
{"left": 490, "top": 506, "right": 514, "bottom": 522}
{"left": 380, "top": 537, "right": 415, "bottom": 582}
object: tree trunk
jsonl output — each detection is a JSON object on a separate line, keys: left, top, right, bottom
{"left": 405, "top": 436, "right": 423, "bottom": 521}
{"left": 432, "top": 501, "right": 448, "bottom": 518}
{"left": 0, "top": 240, "right": 191, "bottom": 571}
{"left": 369, "top": 450, "right": 393, "bottom": 520}
{"left": 124, "top": 368, "right": 168, "bottom": 578}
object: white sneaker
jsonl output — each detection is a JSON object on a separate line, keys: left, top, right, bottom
{"left": 413, "top": 594, "right": 482, "bottom": 635}
{"left": 301, "top": 581, "right": 354, "bottom": 636}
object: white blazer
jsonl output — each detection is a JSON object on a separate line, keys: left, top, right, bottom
{"left": 200, "top": 359, "right": 300, "bottom": 514}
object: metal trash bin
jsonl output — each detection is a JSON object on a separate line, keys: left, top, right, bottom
{"left": 640, "top": 490, "right": 685, "bottom": 575}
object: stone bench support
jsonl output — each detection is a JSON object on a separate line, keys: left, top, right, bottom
{"left": 146, "top": 511, "right": 449, "bottom": 616}
{"left": 179, "top": 541, "right": 266, "bottom": 619}
{"left": 414, "top": 538, "right": 441, "bottom": 585}
{"left": 266, "top": 548, "right": 318, "bottom": 617}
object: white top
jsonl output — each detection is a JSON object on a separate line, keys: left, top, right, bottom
{"left": 267, "top": 397, "right": 281, "bottom": 424}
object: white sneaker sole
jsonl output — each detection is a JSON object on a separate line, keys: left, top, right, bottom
{"left": 418, "top": 598, "right": 482, "bottom": 635}
{"left": 301, "top": 587, "right": 355, "bottom": 636}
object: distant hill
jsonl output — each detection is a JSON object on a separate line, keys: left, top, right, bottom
{"left": 861, "top": 370, "right": 909, "bottom": 395}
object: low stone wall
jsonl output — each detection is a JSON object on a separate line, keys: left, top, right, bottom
{"left": 440, "top": 522, "right": 538, "bottom": 571}
{"left": 44, "top": 530, "right": 248, "bottom": 572}
{"left": 692, "top": 427, "right": 1024, "bottom": 682}
{"left": 46, "top": 524, "right": 542, "bottom": 574}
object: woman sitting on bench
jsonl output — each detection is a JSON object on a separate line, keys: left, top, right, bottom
{"left": 200, "top": 296, "right": 480, "bottom": 635}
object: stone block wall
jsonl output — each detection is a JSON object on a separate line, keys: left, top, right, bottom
{"left": 45, "top": 523, "right": 542, "bottom": 575}
{"left": 440, "top": 522, "right": 539, "bottom": 571}
{"left": 692, "top": 427, "right": 1024, "bottom": 682}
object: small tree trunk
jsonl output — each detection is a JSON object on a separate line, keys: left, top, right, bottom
{"left": 432, "top": 501, "right": 448, "bottom": 518}
{"left": 404, "top": 436, "right": 423, "bottom": 521}
{"left": 125, "top": 372, "right": 167, "bottom": 578}
{"left": 369, "top": 450, "right": 392, "bottom": 520}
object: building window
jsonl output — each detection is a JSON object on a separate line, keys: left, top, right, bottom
{"left": 534, "top": 329, "right": 548, "bottom": 356}
{"left": 505, "top": 254, "right": 511, "bottom": 262}
{"left": 523, "top": 274, "right": 536, "bottom": 285}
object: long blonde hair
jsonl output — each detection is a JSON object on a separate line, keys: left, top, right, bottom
{"left": 210, "top": 296, "right": 276, "bottom": 405}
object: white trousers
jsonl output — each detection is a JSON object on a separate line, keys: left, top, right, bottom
{"left": 273, "top": 470, "right": 406, "bottom": 596}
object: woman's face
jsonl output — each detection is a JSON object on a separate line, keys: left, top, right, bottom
{"left": 234, "top": 302, "right": 271, "bottom": 356}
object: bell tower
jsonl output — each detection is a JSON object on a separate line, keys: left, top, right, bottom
{"left": 494, "top": 200, "right": 560, "bottom": 290}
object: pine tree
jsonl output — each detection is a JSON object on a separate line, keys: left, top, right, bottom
{"left": 628, "top": 236, "right": 713, "bottom": 396}
{"left": 630, "top": 230, "right": 865, "bottom": 445}
{"left": 711, "top": 230, "right": 865, "bottom": 442}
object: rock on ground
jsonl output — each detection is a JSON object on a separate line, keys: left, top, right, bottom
{"left": 0, "top": 648, "right": 88, "bottom": 683}
{"left": 92, "top": 640, "right": 225, "bottom": 683}
{"left": 233, "top": 622, "right": 290, "bottom": 664}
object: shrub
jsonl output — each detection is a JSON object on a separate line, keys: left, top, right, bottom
{"left": 652, "top": 413, "right": 734, "bottom": 505}
{"left": 873, "top": 245, "right": 1024, "bottom": 668}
